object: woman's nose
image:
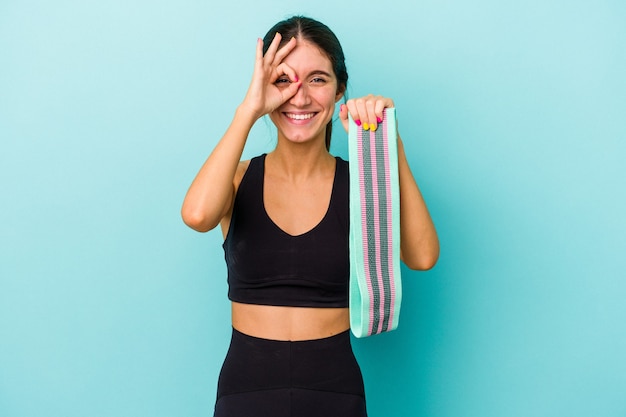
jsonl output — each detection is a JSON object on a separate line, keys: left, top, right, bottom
{"left": 289, "top": 82, "right": 311, "bottom": 106}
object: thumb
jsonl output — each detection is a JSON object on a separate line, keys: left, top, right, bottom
{"left": 339, "top": 103, "right": 349, "bottom": 132}
{"left": 278, "top": 80, "right": 302, "bottom": 106}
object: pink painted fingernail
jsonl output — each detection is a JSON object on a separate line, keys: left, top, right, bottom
{"left": 376, "top": 116, "right": 383, "bottom": 124}
{"left": 355, "top": 119, "right": 361, "bottom": 126}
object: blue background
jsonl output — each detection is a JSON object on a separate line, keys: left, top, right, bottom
{"left": 1, "top": 0, "right": 625, "bottom": 416}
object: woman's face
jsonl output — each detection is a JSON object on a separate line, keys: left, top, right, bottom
{"left": 270, "top": 39, "right": 344, "bottom": 146}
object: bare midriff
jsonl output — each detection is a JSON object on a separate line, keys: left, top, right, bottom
{"left": 231, "top": 302, "right": 350, "bottom": 341}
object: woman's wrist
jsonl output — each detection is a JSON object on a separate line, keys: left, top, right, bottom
{"left": 235, "top": 104, "right": 263, "bottom": 127}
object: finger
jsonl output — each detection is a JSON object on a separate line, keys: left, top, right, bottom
{"left": 273, "top": 36, "right": 297, "bottom": 66}
{"left": 374, "top": 98, "right": 387, "bottom": 125}
{"left": 354, "top": 97, "right": 369, "bottom": 130}
{"left": 279, "top": 79, "right": 302, "bottom": 105}
{"left": 253, "top": 38, "right": 264, "bottom": 72}
{"left": 365, "top": 97, "right": 378, "bottom": 131}
{"left": 370, "top": 96, "right": 395, "bottom": 130}
{"left": 346, "top": 99, "right": 362, "bottom": 126}
{"left": 345, "top": 99, "right": 361, "bottom": 127}
{"left": 264, "top": 32, "right": 282, "bottom": 63}
{"left": 255, "top": 37, "right": 263, "bottom": 60}
{"left": 275, "top": 62, "right": 298, "bottom": 83}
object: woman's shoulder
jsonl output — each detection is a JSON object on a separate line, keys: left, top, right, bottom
{"left": 234, "top": 154, "right": 265, "bottom": 191}
{"left": 234, "top": 160, "right": 250, "bottom": 187}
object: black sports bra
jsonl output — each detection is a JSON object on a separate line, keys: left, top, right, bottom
{"left": 223, "top": 154, "right": 349, "bottom": 308}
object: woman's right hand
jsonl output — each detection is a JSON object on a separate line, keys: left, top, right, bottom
{"left": 181, "top": 34, "right": 301, "bottom": 233}
{"left": 240, "top": 33, "right": 301, "bottom": 120}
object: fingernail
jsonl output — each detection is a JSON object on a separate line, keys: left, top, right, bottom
{"left": 355, "top": 119, "right": 362, "bottom": 126}
{"left": 371, "top": 124, "right": 377, "bottom": 132}
{"left": 294, "top": 76, "right": 299, "bottom": 82}
{"left": 376, "top": 116, "right": 383, "bottom": 124}
{"left": 340, "top": 104, "right": 346, "bottom": 112}
{"left": 363, "top": 123, "right": 370, "bottom": 131}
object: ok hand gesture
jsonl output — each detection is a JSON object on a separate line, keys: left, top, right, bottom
{"left": 240, "top": 33, "right": 301, "bottom": 120}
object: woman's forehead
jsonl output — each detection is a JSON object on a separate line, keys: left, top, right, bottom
{"left": 283, "top": 40, "right": 333, "bottom": 72}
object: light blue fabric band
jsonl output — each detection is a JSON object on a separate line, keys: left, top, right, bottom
{"left": 348, "top": 108, "right": 402, "bottom": 338}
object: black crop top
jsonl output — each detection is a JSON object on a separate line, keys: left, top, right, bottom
{"left": 223, "top": 154, "right": 349, "bottom": 308}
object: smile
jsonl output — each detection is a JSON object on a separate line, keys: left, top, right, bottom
{"left": 285, "top": 112, "right": 316, "bottom": 120}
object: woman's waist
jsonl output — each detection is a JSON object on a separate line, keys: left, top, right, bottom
{"left": 231, "top": 301, "right": 350, "bottom": 341}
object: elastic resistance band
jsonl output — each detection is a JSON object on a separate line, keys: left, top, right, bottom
{"left": 348, "top": 108, "right": 402, "bottom": 338}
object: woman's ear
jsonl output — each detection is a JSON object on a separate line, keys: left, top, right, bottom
{"left": 335, "top": 84, "right": 346, "bottom": 102}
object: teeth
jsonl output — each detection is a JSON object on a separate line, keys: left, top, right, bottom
{"left": 286, "top": 113, "right": 315, "bottom": 120}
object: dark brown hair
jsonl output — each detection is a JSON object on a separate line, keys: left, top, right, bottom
{"left": 263, "top": 16, "right": 348, "bottom": 150}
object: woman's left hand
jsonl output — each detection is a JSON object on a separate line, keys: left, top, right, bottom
{"left": 338, "top": 93, "right": 440, "bottom": 270}
{"left": 339, "top": 94, "right": 395, "bottom": 132}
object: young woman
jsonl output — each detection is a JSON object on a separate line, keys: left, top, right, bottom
{"left": 181, "top": 15, "right": 439, "bottom": 417}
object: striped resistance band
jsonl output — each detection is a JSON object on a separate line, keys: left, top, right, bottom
{"left": 348, "top": 108, "right": 402, "bottom": 338}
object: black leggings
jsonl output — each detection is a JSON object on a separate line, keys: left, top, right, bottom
{"left": 214, "top": 328, "right": 367, "bottom": 417}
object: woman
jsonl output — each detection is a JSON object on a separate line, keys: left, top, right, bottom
{"left": 181, "top": 15, "right": 439, "bottom": 417}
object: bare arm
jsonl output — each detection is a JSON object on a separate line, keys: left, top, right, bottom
{"left": 181, "top": 108, "right": 257, "bottom": 232}
{"left": 396, "top": 135, "right": 439, "bottom": 270}
{"left": 181, "top": 34, "right": 301, "bottom": 232}
{"left": 339, "top": 95, "right": 440, "bottom": 270}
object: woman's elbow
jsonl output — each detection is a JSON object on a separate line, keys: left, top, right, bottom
{"left": 181, "top": 206, "right": 216, "bottom": 233}
{"left": 401, "top": 246, "right": 440, "bottom": 271}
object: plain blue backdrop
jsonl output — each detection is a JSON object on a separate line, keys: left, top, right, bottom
{"left": 1, "top": 0, "right": 625, "bottom": 416}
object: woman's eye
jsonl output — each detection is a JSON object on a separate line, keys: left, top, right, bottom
{"left": 311, "top": 77, "right": 326, "bottom": 84}
{"left": 275, "top": 77, "right": 290, "bottom": 85}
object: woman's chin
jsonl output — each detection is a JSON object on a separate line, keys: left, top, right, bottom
{"left": 279, "top": 126, "right": 325, "bottom": 145}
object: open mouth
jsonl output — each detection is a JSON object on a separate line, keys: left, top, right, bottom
{"left": 284, "top": 112, "right": 317, "bottom": 121}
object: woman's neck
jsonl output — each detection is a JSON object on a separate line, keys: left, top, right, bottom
{"left": 267, "top": 142, "right": 335, "bottom": 182}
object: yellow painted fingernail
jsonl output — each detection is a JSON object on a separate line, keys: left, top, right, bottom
{"left": 363, "top": 123, "right": 369, "bottom": 131}
{"left": 371, "top": 124, "right": 377, "bottom": 132}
